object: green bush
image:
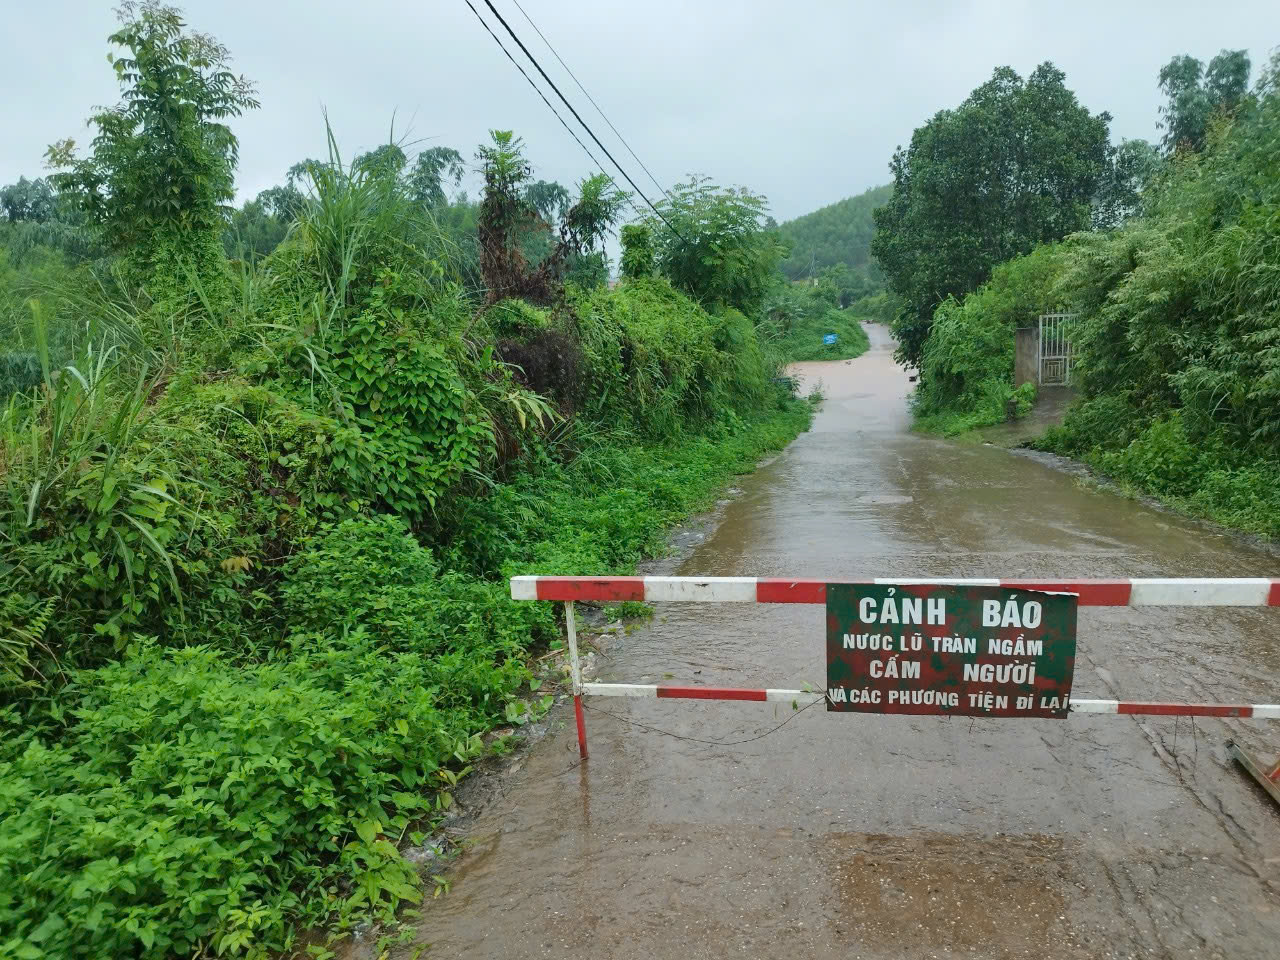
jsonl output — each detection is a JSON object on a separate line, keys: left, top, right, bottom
{"left": 281, "top": 515, "right": 546, "bottom": 707}
{"left": 1038, "top": 393, "right": 1147, "bottom": 456}
{"left": 0, "top": 353, "right": 349, "bottom": 675}
{"left": 0, "top": 636, "right": 489, "bottom": 960}
{"left": 847, "top": 290, "right": 899, "bottom": 323}
{"left": 569, "top": 277, "right": 767, "bottom": 436}
{"left": 620, "top": 223, "right": 655, "bottom": 279}
{"left": 643, "top": 177, "right": 784, "bottom": 315}
{"left": 1095, "top": 413, "right": 1202, "bottom": 497}
{"left": 913, "top": 243, "right": 1064, "bottom": 433}
{"left": 328, "top": 295, "right": 494, "bottom": 522}
{"left": 446, "top": 399, "right": 811, "bottom": 578}
{"left": 758, "top": 282, "right": 872, "bottom": 363}
{"left": 1189, "top": 463, "right": 1280, "bottom": 536}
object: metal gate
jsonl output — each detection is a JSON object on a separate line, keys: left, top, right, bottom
{"left": 1037, "top": 313, "right": 1076, "bottom": 385}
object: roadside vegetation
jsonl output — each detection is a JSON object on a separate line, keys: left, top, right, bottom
{"left": 0, "top": 5, "right": 819, "bottom": 957}
{"left": 758, "top": 276, "right": 871, "bottom": 362}
{"left": 876, "top": 49, "right": 1280, "bottom": 537}
{"left": 752, "top": 183, "right": 897, "bottom": 364}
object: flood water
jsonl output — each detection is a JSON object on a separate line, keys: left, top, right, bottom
{"left": 410, "top": 324, "right": 1280, "bottom": 959}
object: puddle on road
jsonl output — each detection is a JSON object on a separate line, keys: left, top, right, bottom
{"left": 825, "top": 832, "right": 1075, "bottom": 957}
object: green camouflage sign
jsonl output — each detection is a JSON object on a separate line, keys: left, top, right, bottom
{"left": 826, "top": 584, "right": 1077, "bottom": 718}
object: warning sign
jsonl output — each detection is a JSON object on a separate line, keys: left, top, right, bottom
{"left": 826, "top": 584, "right": 1077, "bottom": 718}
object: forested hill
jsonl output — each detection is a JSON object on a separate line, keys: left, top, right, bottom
{"left": 778, "top": 183, "right": 892, "bottom": 280}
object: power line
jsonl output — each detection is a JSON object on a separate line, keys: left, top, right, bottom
{"left": 509, "top": 0, "right": 671, "bottom": 202}
{"left": 463, "top": 0, "right": 647, "bottom": 224}
{"left": 462, "top": 0, "right": 609, "bottom": 185}
{"left": 478, "top": 0, "right": 684, "bottom": 240}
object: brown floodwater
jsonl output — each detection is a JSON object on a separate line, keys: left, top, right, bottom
{"left": 407, "top": 324, "right": 1280, "bottom": 959}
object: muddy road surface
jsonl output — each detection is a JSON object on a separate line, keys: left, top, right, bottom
{"left": 411, "top": 324, "right": 1280, "bottom": 959}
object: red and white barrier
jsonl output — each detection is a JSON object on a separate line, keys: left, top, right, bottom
{"left": 511, "top": 575, "right": 1280, "bottom": 606}
{"left": 512, "top": 576, "right": 1280, "bottom": 760}
{"left": 578, "top": 683, "right": 1280, "bottom": 718}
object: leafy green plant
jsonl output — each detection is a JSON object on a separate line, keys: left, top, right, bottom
{"left": 0, "top": 333, "right": 187, "bottom": 652}
{"left": 758, "top": 282, "right": 871, "bottom": 363}
{"left": 292, "top": 123, "right": 461, "bottom": 312}
{"left": 645, "top": 176, "right": 785, "bottom": 315}
{"left": 327, "top": 288, "right": 494, "bottom": 522}
{"left": 620, "top": 223, "right": 655, "bottom": 279}
{"left": 567, "top": 276, "right": 773, "bottom": 437}
{"left": 46, "top": 1, "right": 258, "bottom": 296}
{"left": 445, "top": 397, "right": 811, "bottom": 579}
{"left": 280, "top": 515, "right": 544, "bottom": 708}
{"left": 0, "top": 636, "right": 484, "bottom": 959}
{"left": 0, "top": 595, "right": 57, "bottom": 692}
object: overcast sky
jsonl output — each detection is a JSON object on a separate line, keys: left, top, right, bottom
{"left": 4, "top": 1, "right": 1278, "bottom": 224}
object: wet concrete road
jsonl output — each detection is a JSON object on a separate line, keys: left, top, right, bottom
{"left": 413, "top": 324, "right": 1280, "bottom": 959}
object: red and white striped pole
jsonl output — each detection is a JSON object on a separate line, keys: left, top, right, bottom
{"left": 564, "top": 600, "right": 588, "bottom": 759}
{"left": 575, "top": 682, "right": 1280, "bottom": 718}
{"left": 511, "top": 575, "right": 1280, "bottom": 607}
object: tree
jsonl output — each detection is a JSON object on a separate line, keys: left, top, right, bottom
{"left": 475, "top": 131, "right": 625, "bottom": 304}
{"left": 0, "top": 177, "right": 56, "bottom": 223}
{"left": 523, "top": 180, "right": 570, "bottom": 223}
{"left": 353, "top": 143, "right": 408, "bottom": 180}
{"left": 514, "top": 179, "right": 569, "bottom": 266}
{"left": 777, "top": 184, "right": 892, "bottom": 281}
{"left": 291, "top": 143, "right": 465, "bottom": 215}
{"left": 287, "top": 159, "right": 321, "bottom": 186}
{"left": 256, "top": 183, "right": 305, "bottom": 223}
{"left": 45, "top": 1, "right": 258, "bottom": 283}
{"left": 645, "top": 176, "right": 784, "bottom": 315}
{"left": 1157, "top": 50, "right": 1250, "bottom": 154}
{"left": 871, "top": 62, "right": 1111, "bottom": 368}
{"left": 407, "top": 146, "right": 466, "bottom": 208}
{"left": 222, "top": 178, "right": 306, "bottom": 259}
{"left": 1093, "top": 139, "right": 1163, "bottom": 229}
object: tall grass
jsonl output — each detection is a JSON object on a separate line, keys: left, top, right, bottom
{"left": 295, "top": 120, "right": 465, "bottom": 313}
{"left": 1, "top": 308, "right": 187, "bottom": 678}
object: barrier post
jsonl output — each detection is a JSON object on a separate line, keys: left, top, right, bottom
{"left": 564, "top": 600, "right": 588, "bottom": 759}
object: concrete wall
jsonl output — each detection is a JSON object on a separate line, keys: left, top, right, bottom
{"left": 1014, "top": 327, "right": 1038, "bottom": 388}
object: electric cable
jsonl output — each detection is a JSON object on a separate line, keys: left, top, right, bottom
{"left": 463, "top": 0, "right": 648, "bottom": 224}
{"left": 463, "top": 0, "right": 609, "bottom": 183}
{"left": 478, "top": 0, "right": 684, "bottom": 239}
{"left": 509, "top": 0, "right": 672, "bottom": 202}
